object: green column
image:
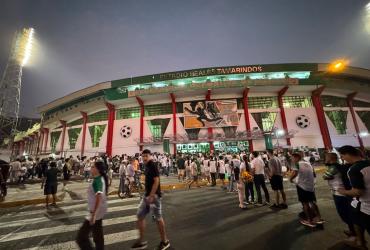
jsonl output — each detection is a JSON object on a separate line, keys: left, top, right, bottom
{"left": 163, "top": 138, "right": 170, "bottom": 154}
{"left": 264, "top": 134, "right": 273, "bottom": 150}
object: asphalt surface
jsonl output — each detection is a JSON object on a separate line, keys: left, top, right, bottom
{"left": 0, "top": 175, "right": 369, "bottom": 250}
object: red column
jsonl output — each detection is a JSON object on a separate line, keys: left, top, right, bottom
{"left": 105, "top": 103, "right": 116, "bottom": 157}
{"left": 278, "top": 86, "right": 291, "bottom": 146}
{"left": 243, "top": 88, "right": 254, "bottom": 152}
{"left": 347, "top": 92, "right": 364, "bottom": 151}
{"left": 38, "top": 129, "right": 44, "bottom": 155}
{"left": 43, "top": 128, "right": 49, "bottom": 153}
{"left": 29, "top": 135, "right": 34, "bottom": 155}
{"left": 33, "top": 132, "right": 39, "bottom": 155}
{"left": 312, "top": 87, "right": 332, "bottom": 150}
{"left": 80, "top": 112, "right": 88, "bottom": 157}
{"left": 136, "top": 97, "right": 145, "bottom": 152}
{"left": 170, "top": 93, "right": 177, "bottom": 155}
{"left": 19, "top": 140, "right": 25, "bottom": 156}
{"left": 205, "top": 89, "right": 214, "bottom": 152}
{"left": 60, "top": 120, "right": 67, "bottom": 157}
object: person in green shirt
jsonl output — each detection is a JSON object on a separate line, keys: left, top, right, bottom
{"left": 76, "top": 160, "right": 108, "bottom": 250}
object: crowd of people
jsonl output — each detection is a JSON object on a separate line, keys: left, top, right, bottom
{"left": 0, "top": 145, "right": 369, "bottom": 249}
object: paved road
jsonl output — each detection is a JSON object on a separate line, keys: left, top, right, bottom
{"left": 0, "top": 175, "right": 369, "bottom": 250}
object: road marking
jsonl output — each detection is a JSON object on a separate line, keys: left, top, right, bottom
{"left": 27, "top": 229, "right": 138, "bottom": 250}
{"left": 0, "top": 215, "right": 137, "bottom": 242}
{"left": 1, "top": 197, "right": 139, "bottom": 219}
{"left": 0, "top": 204, "right": 138, "bottom": 229}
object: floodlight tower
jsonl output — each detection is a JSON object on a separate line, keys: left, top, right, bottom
{"left": 0, "top": 28, "right": 34, "bottom": 146}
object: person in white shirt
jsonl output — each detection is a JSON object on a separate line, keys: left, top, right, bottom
{"left": 161, "top": 156, "right": 169, "bottom": 177}
{"left": 185, "top": 157, "right": 192, "bottom": 181}
{"left": 9, "top": 158, "right": 21, "bottom": 183}
{"left": 290, "top": 152, "right": 323, "bottom": 228}
{"left": 83, "top": 159, "right": 91, "bottom": 182}
{"left": 118, "top": 160, "right": 126, "bottom": 197}
{"left": 203, "top": 157, "right": 210, "bottom": 184}
{"left": 251, "top": 151, "right": 270, "bottom": 206}
{"left": 225, "top": 159, "right": 234, "bottom": 192}
{"left": 218, "top": 156, "right": 226, "bottom": 189}
{"left": 209, "top": 157, "right": 217, "bottom": 186}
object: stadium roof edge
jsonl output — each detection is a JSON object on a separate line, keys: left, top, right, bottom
{"left": 37, "top": 63, "right": 370, "bottom": 115}
{"left": 37, "top": 81, "right": 111, "bottom": 113}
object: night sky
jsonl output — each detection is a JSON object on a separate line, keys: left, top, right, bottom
{"left": 0, "top": 0, "right": 369, "bottom": 118}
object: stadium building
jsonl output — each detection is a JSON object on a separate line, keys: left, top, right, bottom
{"left": 12, "top": 63, "right": 370, "bottom": 157}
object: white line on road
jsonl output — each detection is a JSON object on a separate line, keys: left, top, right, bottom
{"left": 2, "top": 197, "right": 139, "bottom": 219}
{"left": 27, "top": 229, "right": 138, "bottom": 250}
{"left": 0, "top": 215, "right": 137, "bottom": 242}
{"left": 0, "top": 204, "right": 138, "bottom": 229}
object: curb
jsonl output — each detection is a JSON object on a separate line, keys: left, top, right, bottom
{"left": 1, "top": 169, "right": 327, "bottom": 208}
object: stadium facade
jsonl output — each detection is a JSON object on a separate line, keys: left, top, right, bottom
{"left": 12, "top": 63, "right": 370, "bottom": 157}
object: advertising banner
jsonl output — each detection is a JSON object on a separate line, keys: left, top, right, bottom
{"left": 183, "top": 99, "right": 239, "bottom": 129}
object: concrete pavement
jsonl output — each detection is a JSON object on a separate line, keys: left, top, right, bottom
{"left": 1, "top": 166, "right": 326, "bottom": 208}
{"left": 0, "top": 173, "right": 368, "bottom": 249}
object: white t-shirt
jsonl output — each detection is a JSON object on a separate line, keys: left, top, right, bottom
{"left": 190, "top": 162, "right": 197, "bottom": 176}
{"left": 240, "top": 162, "right": 247, "bottom": 172}
{"left": 203, "top": 160, "right": 210, "bottom": 172}
{"left": 251, "top": 158, "right": 265, "bottom": 175}
{"left": 218, "top": 160, "right": 226, "bottom": 174}
{"left": 185, "top": 160, "right": 191, "bottom": 170}
{"left": 119, "top": 163, "right": 126, "bottom": 176}
{"left": 292, "top": 161, "right": 315, "bottom": 192}
{"left": 209, "top": 160, "right": 217, "bottom": 173}
{"left": 225, "top": 163, "right": 232, "bottom": 175}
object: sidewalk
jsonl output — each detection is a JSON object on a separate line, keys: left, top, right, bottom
{"left": 0, "top": 175, "right": 195, "bottom": 208}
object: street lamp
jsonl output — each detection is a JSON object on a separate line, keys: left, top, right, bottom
{"left": 359, "top": 131, "right": 369, "bottom": 138}
{"left": 275, "top": 129, "right": 285, "bottom": 148}
{"left": 365, "top": 2, "right": 370, "bottom": 34}
{"left": 328, "top": 59, "right": 348, "bottom": 73}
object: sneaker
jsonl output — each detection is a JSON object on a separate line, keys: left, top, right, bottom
{"left": 131, "top": 240, "right": 148, "bottom": 249}
{"left": 313, "top": 217, "right": 325, "bottom": 224}
{"left": 269, "top": 204, "right": 279, "bottom": 209}
{"left": 300, "top": 219, "right": 316, "bottom": 228}
{"left": 278, "top": 203, "right": 288, "bottom": 209}
{"left": 155, "top": 240, "right": 170, "bottom": 250}
{"left": 255, "top": 203, "right": 264, "bottom": 207}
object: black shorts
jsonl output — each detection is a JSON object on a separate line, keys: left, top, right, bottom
{"left": 296, "top": 186, "right": 316, "bottom": 203}
{"left": 219, "top": 173, "right": 225, "bottom": 180}
{"left": 44, "top": 183, "right": 57, "bottom": 195}
{"left": 63, "top": 173, "right": 70, "bottom": 181}
{"left": 270, "top": 175, "right": 283, "bottom": 191}
{"left": 351, "top": 207, "right": 370, "bottom": 234}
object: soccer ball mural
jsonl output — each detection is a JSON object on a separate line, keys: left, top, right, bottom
{"left": 120, "top": 125, "right": 132, "bottom": 138}
{"left": 296, "top": 115, "right": 310, "bottom": 129}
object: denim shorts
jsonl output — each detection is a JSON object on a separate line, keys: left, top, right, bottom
{"left": 137, "top": 196, "right": 162, "bottom": 221}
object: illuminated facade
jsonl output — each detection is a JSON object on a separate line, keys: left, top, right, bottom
{"left": 13, "top": 63, "right": 370, "bottom": 157}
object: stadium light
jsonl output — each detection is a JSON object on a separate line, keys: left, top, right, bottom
{"left": 365, "top": 2, "right": 370, "bottom": 34}
{"left": 16, "top": 28, "right": 34, "bottom": 67}
{"left": 359, "top": 131, "right": 369, "bottom": 138}
{"left": 328, "top": 59, "right": 348, "bottom": 73}
{"left": 276, "top": 129, "right": 285, "bottom": 136}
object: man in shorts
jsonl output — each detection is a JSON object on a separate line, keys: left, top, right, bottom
{"left": 290, "top": 153, "right": 323, "bottom": 227}
{"left": 131, "top": 149, "right": 170, "bottom": 250}
{"left": 177, "top": 154, "right": 185, "bottom": 182}
{"left": 41, "top": 161, "right": 58, "bottom": 208}
{"left": 338, "top": 145, "right": 370, "bottom": 249}
{"left": 267, "top": 149, "right": 287, "bottom": 209}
